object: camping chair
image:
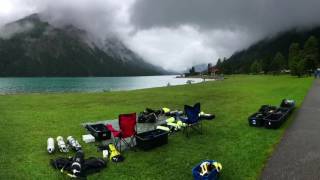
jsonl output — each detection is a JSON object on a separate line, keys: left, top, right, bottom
{"left": 106, "top": 113, "right": 137, "bottom": 151}
{"left": 179, "top": 103, "right": 202, "bottom": 137}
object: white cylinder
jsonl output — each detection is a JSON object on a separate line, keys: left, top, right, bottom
{"left": 102, "top": 150, "right": 109, "bottom": 159}
{"left": 57, "top": 136, "right": 68, "bottom": 153}
{"left": 67, "top": 136, "right": 81, "bottom": 151}
{"left": 47, "top": 137, "right": 55, "bottom": 154}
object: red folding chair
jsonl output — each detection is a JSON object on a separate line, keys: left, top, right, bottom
{"left": 106, "top": 113, "right": 137, "bottom": 151}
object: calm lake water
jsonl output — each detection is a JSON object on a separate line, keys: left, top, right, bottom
{"left": 0, "top": 76, "right": 203, "bottom": 94}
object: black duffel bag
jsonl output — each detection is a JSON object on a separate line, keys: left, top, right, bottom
{"left": 138, "top": 112, "right": 157, "bottom": 123}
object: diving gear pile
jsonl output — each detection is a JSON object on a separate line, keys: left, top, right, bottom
{"left": 192, "top": 160, "right": 222, "bottom": 180}
{"left": 156, "top": 117, "right": 187, "bottom": 133}
{"left": 248, "top": 99, "right": 295, "bottom": 129}
{"left": 47, "top": 136, "right": 82, "bottom": 154}
{"left": 46, "top": 102, "right": 219, "bottom": 179}
{"left": 51, "top": 151, "right": 107, "bottom": 178}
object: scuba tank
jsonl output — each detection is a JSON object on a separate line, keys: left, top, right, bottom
{"left": 67, "top": 136, "right": 81, "bottom": 151}
{"left": 56, "top": 136, "right": 68, "bottom": 153}
{"left": 47, "top": 137, "right": 55, "bottom": 154}
{"left": 71, "top": 150, "right": 84, "bottom": 177}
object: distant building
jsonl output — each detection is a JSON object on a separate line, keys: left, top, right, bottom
{"left": 208, "top": 65, "right": 219, "bottom": 76}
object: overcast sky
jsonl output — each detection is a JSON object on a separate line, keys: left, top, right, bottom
{"left": 1, "top": 0, "right": 320, "bottom": 71}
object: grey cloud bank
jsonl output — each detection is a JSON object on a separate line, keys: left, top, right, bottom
{"left": 0, "top": 0, "right": 320, "bottom": 71}
{"left": 130, "top": 0, "right": 320, "bottom": 71}
{"left": 132, "top": 0, "right": 320, "bottom": 35}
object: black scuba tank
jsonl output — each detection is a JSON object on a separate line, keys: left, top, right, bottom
{"left": 71, "top": 150, "right": 84, "bottom": 177}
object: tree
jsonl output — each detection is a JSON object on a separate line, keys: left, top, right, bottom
{"left": 276, "top": 52, "right": 286, "bottom": 70}
{"left": 220, "top": 58, "right": 227, "bottom": 73}
{"left": 261, "top": 58, "right": 270, "bottom": 74}
{"left": 302, "top": 36, "right": 319, "bottom": 73}
{"left": 223, "top": 57, "right": 227, "bottom": 63}
{"left": 288, "top": 43, "right": 302, "bottom": 76}
{"left": 270, "top": 52, "right": 286, "bottom": 74}
{"left": 189, "top": 66, "right": 195, "bottom": 74}
{"left": 216, "top": 58, "right": 222, "bottom": 69}
{"left": 296, "top": 59, "right": 306, "bottom": 78}
{"left": 250, "top": 60, "right": 262, "bottom": 74}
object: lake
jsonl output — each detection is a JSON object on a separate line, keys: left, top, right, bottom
{"left": 0, "top": 76, "right": 203, "bottom": 94}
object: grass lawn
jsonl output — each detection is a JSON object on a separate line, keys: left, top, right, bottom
{"left": 0, "top": 75, "right": 313, "bottom": 180}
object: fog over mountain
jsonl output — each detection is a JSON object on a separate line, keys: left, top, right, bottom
{"left": 1, "top": 0, "right": 320, "bottom": 72}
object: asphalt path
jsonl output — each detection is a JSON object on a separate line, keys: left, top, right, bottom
{"left": 262, "top": 79, "right": 320, "bottom": 180}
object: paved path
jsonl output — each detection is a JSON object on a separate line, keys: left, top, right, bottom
{"left": 261, "top": 79, "right": 320, "bottom": 180}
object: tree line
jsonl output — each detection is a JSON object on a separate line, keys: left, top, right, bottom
{"left": 216, "top": 35, "right": 320, "bottom": 77}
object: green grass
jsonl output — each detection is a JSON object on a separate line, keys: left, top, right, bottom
{"left": 0, "top": 75, "right": 313, "bottom": 180}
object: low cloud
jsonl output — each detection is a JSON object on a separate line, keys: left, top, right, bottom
{"left": 130, "top": 0, "right": 320, "bottom": 70}
{"left": 0, "top": 21, "right": 34, "bottom": 39}
{"left": 125, "top": 25, "right": 216, "bottom": 71}
{"left": 1, "top": 0, "right": 320, "bottom": 71}
{"left": 39, "top": 0, "right": 134, "bottom": 41}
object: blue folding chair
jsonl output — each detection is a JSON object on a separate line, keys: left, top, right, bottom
{"left": 179, "top": 103, "right": 202, "bottom": 137}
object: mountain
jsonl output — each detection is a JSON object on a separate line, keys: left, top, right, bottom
{"left": 181, "top": 63, "right": 208, "bottom": 74}
{"left": 221, "top": 27, "right": 320, "bottom": 74}
{"left": 193, "top": 63, "right": 208, "bottom": 72}
{"left": 0, "top": 14, "right": 166, "bottom": 77}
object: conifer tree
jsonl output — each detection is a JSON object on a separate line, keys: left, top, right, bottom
{"left": 250, "top": 60, "right": 262, "bottom": 74}
{"left": 288, "top": 43, "right": 302, "bottom": 76}
{"left": 303, "top": 36, "right": 319, "bottom": 73}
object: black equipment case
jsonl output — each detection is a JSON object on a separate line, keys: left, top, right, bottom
{"left": 85, "top": 124, "right": 111, "bottom": 140}
{"left": 135, "top": 129, "right": 168, "bottom": 150}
